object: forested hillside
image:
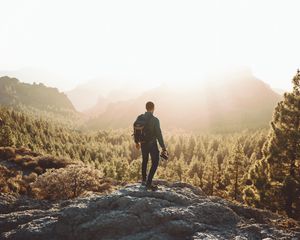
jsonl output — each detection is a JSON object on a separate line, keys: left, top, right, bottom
{"left": 0, "top": 105, "right": 269, "bottom": 207}
{"left": 0, "top": 76, "right": 76, "bottom": 113}
{"left": 0, "top": 76, "right": 82, "bottom": 126}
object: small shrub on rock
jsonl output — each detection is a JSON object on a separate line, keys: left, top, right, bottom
{"left": 31, "top": 165, "right": 105, "bottom": 200}
{"left": 0, "top": 165, "right": 36, "bottom": 195}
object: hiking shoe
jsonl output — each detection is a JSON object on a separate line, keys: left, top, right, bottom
{"left": 141, "top": 181, "right": 147, "bottom": 186}
{"left": 146, "top": 184, "right": 158, "bottom": 191}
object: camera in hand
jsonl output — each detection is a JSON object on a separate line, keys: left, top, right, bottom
{"left": 160, "top": 150, "right": 169, "bottom": 161}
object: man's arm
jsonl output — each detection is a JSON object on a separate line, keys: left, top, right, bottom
{"left": 133, "top": 115, "right": 141, "bottom": 144}
{"left": 154, "top": 118, "right": 166, "bottom": 150}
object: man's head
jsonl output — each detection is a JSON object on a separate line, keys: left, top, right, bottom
{"left": 146, "top": 101, "right": 155, "bottom": 113}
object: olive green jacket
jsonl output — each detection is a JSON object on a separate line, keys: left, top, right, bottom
{"left": 143, "top": 111, "right": 166, "bottom": 149}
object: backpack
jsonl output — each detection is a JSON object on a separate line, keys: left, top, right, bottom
{"left": 133, "top": 114, "right": 153, "bottom": 143}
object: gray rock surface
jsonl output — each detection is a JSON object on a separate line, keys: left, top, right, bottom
{"left": 1, "top": 181, "right": 299, "bottom": 240}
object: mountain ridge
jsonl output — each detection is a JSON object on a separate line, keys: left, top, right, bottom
{"left": 0, "top": 76, "right": 76, "bottom": 112}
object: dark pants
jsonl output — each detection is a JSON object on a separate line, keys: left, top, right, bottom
{"left": 141, "top": 141, "right": 159, "bottom": 185}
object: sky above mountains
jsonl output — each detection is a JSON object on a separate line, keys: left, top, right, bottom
{"left": 0, "top": 0, "right": 299, "bottom": 91}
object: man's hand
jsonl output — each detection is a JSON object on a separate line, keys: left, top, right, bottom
{"left": 135, "top": 143, "right": 140, "bottom": 150}
{"left": 160, "top": 148, "right": 169, "bottom": 160}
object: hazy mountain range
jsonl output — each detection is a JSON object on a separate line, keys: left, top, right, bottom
{"left": 0, "top": 70, "right": 282, "bottom": 131}
{"left": 86, "top": 70, "right": 281, "bottom": 131}
{"left": 66, "top": 76, "right": 160, "bottom": 113}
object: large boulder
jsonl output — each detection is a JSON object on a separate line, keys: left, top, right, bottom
{"left": 1, "top": 181, "right": 299, "bottom": 240}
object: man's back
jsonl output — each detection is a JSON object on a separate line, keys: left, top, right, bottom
{"left": 143, "top": 111, "right": 165, "bottom": 150}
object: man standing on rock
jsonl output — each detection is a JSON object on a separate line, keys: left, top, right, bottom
{"left": 133, "top": 101, "right": 168, "bottom": 191}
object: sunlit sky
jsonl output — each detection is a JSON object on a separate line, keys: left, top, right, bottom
{"left": 0, "top": 0, "right": 299, "bottom": 91}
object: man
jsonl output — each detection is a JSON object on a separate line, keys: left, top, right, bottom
{"left": 134, "top": 101, "right": 167, "bottom": 191}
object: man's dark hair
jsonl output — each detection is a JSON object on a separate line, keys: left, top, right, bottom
{"left": 146, "top": 101, "right": 155, "bottom": 111}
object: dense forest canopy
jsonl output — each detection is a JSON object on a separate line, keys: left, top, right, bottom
{"left": 0, "top": 105, "right": 268, "bottom": 207}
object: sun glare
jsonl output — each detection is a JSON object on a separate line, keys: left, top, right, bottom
{"left": 0, "top": 0, "right": 299, "bottom": 92}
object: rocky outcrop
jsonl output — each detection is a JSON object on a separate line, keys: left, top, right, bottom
{"left": 1, "top": 181, "right": 299, "bottom": 240}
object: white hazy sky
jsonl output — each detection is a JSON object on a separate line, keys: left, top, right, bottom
{"left": 0, "top": 0, "right": 299, "bottom": 91}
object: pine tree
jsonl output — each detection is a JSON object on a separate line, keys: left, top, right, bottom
{"left": 244, "top": 158, "right": 270, "bottom": 208}
{"left": 186, "top": 136, "right": 196, "bottom": 162}
{"left": 204, "top": 155, "right": 218, "bottom": 195}
{"left": 174, "top": 155, "right": 185, "bottom": 181}
{"left": 188, "top": 155, "right": 204, "bottom": 187}
{"left": 0, "top": 125, "right": 15, "bottom": 147}
{"left": 249, "top": 70, "right": 300, "bottom": 217}
{"left": 225, "top": 142, "right": 246, "bottom": 200}
{"left": 115, "top": 159, "right": 129, "bottom": 181}
{"left": 128, "top": 159, "right": 141, "bottom": 181}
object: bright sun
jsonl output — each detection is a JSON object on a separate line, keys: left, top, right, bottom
{"left": 0, "top": 0, "right": 299, "bottom": 91}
